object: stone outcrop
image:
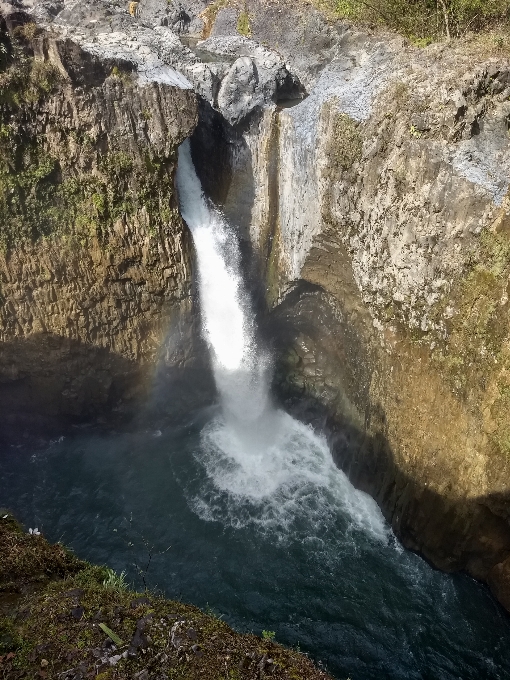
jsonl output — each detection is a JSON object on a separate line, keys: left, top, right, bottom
{"left": 0, "top": 5, "right": 199, "bottom": 442}
{"left": 26, "top": 0, "right": 302, "bottom": 125}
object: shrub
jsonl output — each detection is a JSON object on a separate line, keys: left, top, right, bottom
{"left": 237, "top": 8, "right": 251, "bottom": 37}
{"left": 329, "top": 0, "right": 510, "bottom": 42}
{"left": 199, "top": 0, "right": 230, "bottom": 38}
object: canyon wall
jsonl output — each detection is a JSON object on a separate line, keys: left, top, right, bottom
{"left": 189, "top": 0, "right": 510, "bottom": 608}
{"left": 0, "top": 6, "right": 199, "bottom": 443}
{"left": 254, "top": 9, "right": 510, "bottom": 606}
{"left": 4, "top": 0, "right": 510, "bottom": 612}
{"left": 0, "top": 0, "right": 302, "bottom": 441}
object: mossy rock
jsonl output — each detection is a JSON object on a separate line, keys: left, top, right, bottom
{"left": 0, "top": 617, "right": 21, "bottom": 654}
{"left": 237, "top": 9, "right": 251, "bottom": 37}
{"left": 0, "top": 517, "right": 332, "bottom": 680}
{"left": 0, "top": 27, "right": 180, "bottom": 252}
{"left": 0, "top": 511, "right": 85, "bottom": 591}
{"left": 326, "top": 112, "right": 363, "bottom": 173}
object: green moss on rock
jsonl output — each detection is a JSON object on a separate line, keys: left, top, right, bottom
{"left": 429, "top": 228, "right": 510, "bottom": 393}
{"left": 0, "top": 515, "right": 332, "bottom": 680}
{"left": 237, "top": 9, "right": 252, "bottom": 37}
{"left": 0, "top": 26, "right": 181, "bottom": 252}
{"left": 0, "top": 129, "right": 179, "bottom": 250}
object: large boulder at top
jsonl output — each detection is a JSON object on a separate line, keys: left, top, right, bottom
{"left": 217, "top": 55, "right": 259, "bottom": 125}
{"left": 11, "top": 0, "right": 303, "bottom": 126}
{"left": 197, "top": 36, "right": 302, "bottom": 124}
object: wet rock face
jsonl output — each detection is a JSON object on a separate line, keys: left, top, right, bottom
{"left": 0, "top": 10, "right": 199, "bottom": 442}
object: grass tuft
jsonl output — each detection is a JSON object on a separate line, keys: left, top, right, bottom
{"left": 0, "top": 517, "right": 332, "bottom": 680}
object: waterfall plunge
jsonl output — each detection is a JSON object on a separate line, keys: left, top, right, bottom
{"left": 176, "top": 140, "right": 388, "bottom": 540}
{"left": 176, "top": 140, "right": 272, "bottom": 437}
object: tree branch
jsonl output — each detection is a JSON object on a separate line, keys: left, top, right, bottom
{"left": 438, "top": 0, "right": 451, "bottom": 39}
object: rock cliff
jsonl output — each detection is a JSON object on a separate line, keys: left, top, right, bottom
{"left": 148, "top": 0, "right": 510, "bottom": 610}
{"left": 3, "top": 0, "right": 510, "bottom": 614}
{"left": 0, "top": 4, "right": 198, "bottom": 443}
{"left": 240, "top": 4, "right": 510, "bottom": 608}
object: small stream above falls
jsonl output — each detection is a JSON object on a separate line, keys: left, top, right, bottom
{"left": 1, "top": 143, "right": 510, "bottom": 680}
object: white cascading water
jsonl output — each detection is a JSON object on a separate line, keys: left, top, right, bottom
{"left": 176, "top": 140, "right": 272, "bottom": 436}
{"left": 176, "top": 139, "right": 388, "bottom": 541}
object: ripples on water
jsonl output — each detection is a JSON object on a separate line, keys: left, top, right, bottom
{"left": 1, "top": 417, "right": 509, "bottom": 680}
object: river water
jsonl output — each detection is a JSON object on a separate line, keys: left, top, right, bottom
{"left": 1, "top": 142, "right": 509, "bottom": 679}
{"left": 1, "top": 421, "right": 509, "bottom": 679}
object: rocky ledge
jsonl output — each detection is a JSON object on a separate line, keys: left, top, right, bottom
{"left": 0, "top": 512, "right": 332, "bottom": 680}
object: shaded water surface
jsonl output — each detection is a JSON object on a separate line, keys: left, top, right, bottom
{"left": 1, "top": 414, "right": 509, "bottom": 680}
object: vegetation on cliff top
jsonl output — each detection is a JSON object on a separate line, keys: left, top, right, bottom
{"left": 201, "top": 0, "right": 509, "bottom": 46}
{"left": 318, "top": 0, "right": 510, "bottom": 45}
{"left": 0, "top": 512, "right": 332, "bottom": 680}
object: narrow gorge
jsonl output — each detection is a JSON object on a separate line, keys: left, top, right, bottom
{"left": 1, "top": 0, "right": 510, "bottom": 678}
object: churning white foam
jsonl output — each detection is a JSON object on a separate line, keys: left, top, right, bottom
{"left": 176, "top": 140, "right": 389, "bottom": 543}
{"left": 191, "top": 411, "right": 389, "bottom": 543}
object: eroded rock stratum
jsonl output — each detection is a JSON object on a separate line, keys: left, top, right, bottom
{"left": 0, "top": 4, "right": 198, "bottom": 442}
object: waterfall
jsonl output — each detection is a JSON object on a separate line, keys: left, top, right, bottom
{"left": 176, "top": 139, "right": 388, "bottom": 541}
{"left": 176, "top": 140, "right": 271, "bottom": 431}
